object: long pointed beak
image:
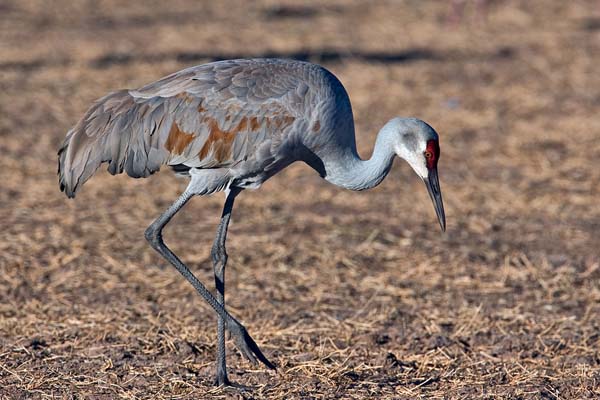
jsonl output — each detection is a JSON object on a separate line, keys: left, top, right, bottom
{"left": 423, "top": 167, "right": 446, "bottom": 232}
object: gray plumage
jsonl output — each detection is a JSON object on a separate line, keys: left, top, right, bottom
{"left": 58, "top": 59, "right": 348, "bottom": 197}
{"left": 57, "top": 58, "right": 446, "bottom": 386}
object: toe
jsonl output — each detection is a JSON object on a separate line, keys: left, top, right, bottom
{"left": 214, "top": 373, "right": 231, "bottom": 387}
{"left": 228, "top": 320, "right": 276, "bottom": 369}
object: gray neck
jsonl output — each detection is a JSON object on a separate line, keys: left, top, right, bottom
{"left": 323, "top": 127, "right": 396, "bottom": 191}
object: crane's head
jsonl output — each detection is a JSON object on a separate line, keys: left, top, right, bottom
{"left": 387, "top": 117, "right": 446, "bottom": 232}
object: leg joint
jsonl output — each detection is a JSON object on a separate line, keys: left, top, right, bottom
{"left": 211, "top": 244, "right": 228, "bottom": 267}
{"left": 144, "top": 224, "right": 162, "bottom": 249}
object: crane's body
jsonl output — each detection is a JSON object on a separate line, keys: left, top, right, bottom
{"left": 59, "top": 59, "right": 356, "bottom": 196}
{"left": 58, "top": 58, "right": 446, "bottom": 386}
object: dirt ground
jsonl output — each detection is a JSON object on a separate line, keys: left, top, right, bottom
{"left": 1, "top": 1, "right": 599, "bottom": 398}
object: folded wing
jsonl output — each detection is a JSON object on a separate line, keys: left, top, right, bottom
{"left": 58, "top": 59, "right": 310, "bottom": 197}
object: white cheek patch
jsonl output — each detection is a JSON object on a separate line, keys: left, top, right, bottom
{"left": 407, "top": 154, "right": 428, "bottom": 179}
{"left": 394, "top": 133, "right": 430, "bottom": 179}
{"left": 400, "top": 143, "right": 428, "bottom": 179}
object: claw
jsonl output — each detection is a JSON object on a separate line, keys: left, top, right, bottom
{"left": 228, "top": 320, "right": 276, "bottom": 370}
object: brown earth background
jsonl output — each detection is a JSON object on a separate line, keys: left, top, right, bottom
{"left": 1, "top": 1, "right": 599, "bottom": 398}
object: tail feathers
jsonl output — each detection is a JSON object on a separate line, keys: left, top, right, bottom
{"left": 57, "top": 90, "right": 165, "bottom": 198}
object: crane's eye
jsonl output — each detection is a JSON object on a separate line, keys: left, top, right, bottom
{"left": 425, "top": 139, "right": 439, "bottom": 169}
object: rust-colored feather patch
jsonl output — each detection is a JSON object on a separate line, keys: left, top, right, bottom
{"left": 198, "top": 111, "right": 296, "bottom": 164}
{"left": 233, "top": 117, "right": 248, "bottom": 134}
{"left": 249, "top": 116, "right": 260, "bottom": 131}
{"left": 265, "top": 114, "right": 296, "bottom": 129}
{"left": 198, "top": 117, "right": 237, "bottom": 162}
{"left": 312, "top": 120, "right": 321, "bottom": 132}
{"left": 165, "top": 122, "right": 195, "bottom": 154}
{"left": 175, "top": 92, "right": 194, "bottom": 104}
{"left": 283, "top": 116, "right": 295, "bottom": 126}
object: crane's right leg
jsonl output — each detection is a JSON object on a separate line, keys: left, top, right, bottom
{"left": 143, "top": 188, "right": 275, "bottom": 383}
{"left": 211, "top": 188, "right": 240, "bottom": 386}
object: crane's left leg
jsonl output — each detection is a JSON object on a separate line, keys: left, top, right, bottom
{"left": 211, "top": 188, "right": 240, "bottom": 386}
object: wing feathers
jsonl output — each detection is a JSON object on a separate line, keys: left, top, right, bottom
{"left": 58, "top": 59, "right": 312, "bottom": 197}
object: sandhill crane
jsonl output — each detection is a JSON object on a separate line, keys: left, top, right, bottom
{"left": 58, "top": 58, "right": 446, "bottom": 386}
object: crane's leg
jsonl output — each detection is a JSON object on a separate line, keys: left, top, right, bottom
{"left": 211, "top": 188, "right": 240, "bottom": 386}
{"left": 144, "top": 188, "right": 275, "bottom": 382}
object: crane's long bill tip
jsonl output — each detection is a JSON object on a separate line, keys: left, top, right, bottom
{"left": 424, "top": 168, "right": 446, "bottom": 232}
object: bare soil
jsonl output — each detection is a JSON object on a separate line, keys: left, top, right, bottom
{"left": 1, "top": 1, "right": 599, "bottom": 398}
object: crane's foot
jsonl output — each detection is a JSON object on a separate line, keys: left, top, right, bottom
{"left": 214, "top": 369, "right": 231, "bottom": 387}
{"left": 227, "top": 320, "right": 276, "bottom": 370}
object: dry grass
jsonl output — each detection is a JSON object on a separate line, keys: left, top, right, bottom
{"left": 1, "top": 0, "right": 599, "bottom": 398}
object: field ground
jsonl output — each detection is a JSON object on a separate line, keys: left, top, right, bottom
{"left": 1, "top": 1, "right": 599, "bottom": 398}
